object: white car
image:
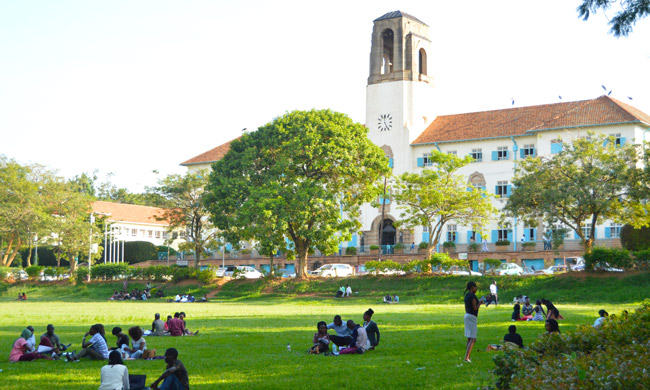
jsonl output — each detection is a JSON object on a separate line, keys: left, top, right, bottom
{"left": 536, "top": 265, "right": 569, "bottom": 275}
{"left": 234, "top": 266, "right": 263, "bottom": 279}
{"left": 446, "top": 265, "right": 481, "bottom": 276}
{"left": 311, "top": 264, "right": 354, "bottom": 277}
{"left": 496, "top": 263, "right": 524, "bottom": 276}
{"left": 215, "top": 266, "right": 236, "bottom": 277}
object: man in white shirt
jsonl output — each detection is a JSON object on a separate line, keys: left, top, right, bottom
{"left": 489, "top": 281, "right": 498, "bottom": 307}
{"left": 25, "top": 326, "right": 36, "bottom": 353}
{"left": 345, "top": 285, "right": 352, "bottom": 297}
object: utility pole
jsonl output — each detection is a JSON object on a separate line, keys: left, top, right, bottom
{"left": 378, "top": 176, "right": 387, "bottom": 260}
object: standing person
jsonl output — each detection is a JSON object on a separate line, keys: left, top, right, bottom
{"left": 487, "top": 281, "right": 498, "bottom": 307}
{"left": 363, "top": 308, "right": 380, "bottom": 350}
{"left": 464, "top": 281, "right": 483, "bottom": 363}
{"left": 73, "top": 324, "right": 109, "bottom": 361}
{"left": 150, "top": 348, "right": 189, "bottom": 390}
{"left": 482, "top": 238, "right": 489, "bottom": 252}
{"left": 327, "top": 315, "right": 352, "bottom": 350}
{"left": 339, "top": 320, "right": 368, "bottom": 354}
{"left": 152, "top": 313, "right": 166, "bottom": 336}
{"left": 9, "top": 329, "right": 53, "bottom": 362}
{"left": 99, "top": 350, "right": 130, "bottom": 390}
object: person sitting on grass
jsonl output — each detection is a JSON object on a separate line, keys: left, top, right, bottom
{"left": 532, "top": 300, "right": 546, "bottom": 321}
{"left": 152, "top": 313, "right": 166, "bottom": 336}
{"left": 545, "top": 318, "right": 560, "bottom": 334}
{"left": 71, "top": 324, "right": 109, "bottom": 361}
{"left": 99, "top": 350, "right": 130, "bottom": 390}
{"left": 363, "top": 308, "right": 380, "bottom": 350}
{"left": 339, "top": 320, "right": 368, "bottom": 355}
{"left": 200, "top": 294, "right": 208, "bottom": 302}
{"left": 164, "top": 315, "right": 173, "bottom": 333}
{"left": 9, "top": 329, "right": 54, "bottom": 362}
{"left": 111, "top": 327, "right": 130, "bottom": 352}
{"left": 25, "top": 326, "right": 36, "bottom": 353}
{"left": 486, "top": 325, "right": 524, "bottom": 351}
{"left": 327, "top": 315, "right": 352, "bottom": 350}
{"left": 125, "top": 326, "right": 146, "bottom": 359}
{"left": 39, "top": 324, "right": 70, "bottom": 355}
{"left": 179, "top": 312, "right": 198, "bottom": 336}
{"left": 383, "top": 294, "right": 392, "bottom": 303}
{"left": 150, "top": 348, "right": 190, "bottom": 390}
{"left": 512, "top": 304, "right": 533, "bottom": 321}
{"left": 309, "top": 321, "right": 330, "bottom": 354}
{"left": 393, "top": 295, "right": 399, "bottom": 303}
{"left": 541, "top": 299, "right": 564, "bottom": 320}
{"left": 593, "top": 309, "right": 609, "bottom": 328}
{"left": 167, "top": 313, "right": 186, "bottom": 336}
{"left": 521, "top": 297, "right": 534, "bottom": 317}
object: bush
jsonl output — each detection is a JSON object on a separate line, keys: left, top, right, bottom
{"left": 157, "top": 245, "right": 178, "bottom": 256}
{"left": 0, "top": 266, "right": 12, "bottom": 281}
{"left": 345, "top": 246, "right": 357, "bottom": 255}
{"left": 634, "top": 249, "right": 650, "bottom": 269}
{"left": 483, "top": 258, "right": 502, "bottom": 274}
{"left": 418, "top": 242, "right": 429, "bottom": 249}
{"left": 394, "top": 242, "right": 405, "bottom": 250}
{"left": 75, "top": 267, "right": 89, "bottom": 283}
{"left": 468, "top": 242, "right": 480, "bottom": 252}
{"left": 489, "top": 300, "right": 650, "bottom": 389}
{"left": 495, "top": 240, "right": 510, "bottom": 246}
{"left": 620, "top": 224, "right": 650, "bottom": 251}
{"left": 584, "top": 247, "right": 634, "bottom": 271}
{"left": 124, "top": 241, "right": 158, "bottom": 264}
{"left": 25, "top": 265, "right": 44, "bottom": 279}
{"left": 364, "top": 259, "right": 402, "bottom": 274}
{"left": 522, "top": 242, "right": 536, "bottom": 248}
{"left": 369, "top": 245, "right": 380, "bottom": 250}
{"left": 442, "top": 241, "right": 456, "bottom": 249}
{"left": 19, "top": 246, "right": 68, "bottom": 267}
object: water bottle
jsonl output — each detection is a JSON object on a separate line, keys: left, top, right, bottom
{"left": 287, "top": 343, "right": 291, "bottom": 352}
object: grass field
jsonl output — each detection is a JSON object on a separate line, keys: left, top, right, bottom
{"left": 0, "top": 274, "right": 646, "bottom": 389}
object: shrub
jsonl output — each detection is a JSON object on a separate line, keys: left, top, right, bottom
{"left": 147, "top": 265, "right": 174, "bottom": 282}
{"left": 483, "top": 258, "right": 502, "bottom": 274}
{"left": 345, "top": 246, "right": 357, "bottom": 255}
{"left": 394, "top": 242, "right": 405, "bottom": 250}
{"left": 124, "top": 241, "right": 158, "bottom": 264}
{"left": 157, "top": 245, "right": 177, "bottom": 255}
{"left": 240, "top": 249, "right": 252, "bottom": 255}
{"left": 634, "top": 249, "right": 650, "bottom": 270}
{"left": 620, "top": 224, "right": 650, "bottom": 251}
{"left": 91, "top": 263, "right": 133, "bottom": 280}
{"left": 495, "top": 240, "right": 510, "bottom": 246}
{"left": 75, "top": 267, "right": 89, "bottom": 283}
{"left": 522, "top": 242, "right": 536, "bottom": 248}
{"left": 418, "top": 242, "right": 429, "bottom": 249}
{"left": 364, "top": 259, "right": 402, "bottom": 274}
{"left": 442, "top": 241, "right": 456, "bottom": 249}
{"left": 489, "top": 300, "right": 650, "bottom": 389}
{"left": 369, "top": 245, "right": 380, "bottom": 250}
{"left": 584, "top": 247, "right": 634, "bottom": 271}
{"left": 25, "top": 265, "right": 44, "bottom": 279}
{"left": 468, "top": 242, "right": 480, "bottom": 252}
{"left": 0, "top": 266, "right": 12, "bottom": 281}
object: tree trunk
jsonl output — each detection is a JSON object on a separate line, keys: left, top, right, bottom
{"left": 268, "top": 254, "right": 274, "bottom": 277}
{"left": 194, "top": 242, "right": 201, "bottom": 268}
{"left": 2, "top": 236, "right": 22, "bottom": 267}
{"left": 296, "top": 243, "right": 308, "bottom": 279}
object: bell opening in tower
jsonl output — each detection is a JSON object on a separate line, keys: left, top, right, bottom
{"left": 381, "top": 29, "right": 394, "bottom": 74}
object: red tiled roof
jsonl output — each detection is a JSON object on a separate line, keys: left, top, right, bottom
{"left": 180, "top": 137, "right": 240, "bottom": 166}
{"left": 92, "top": 201, "right": 170, "bottom": 226}
{"left": 412, "top": 96, "right": 650, "bottom": 145}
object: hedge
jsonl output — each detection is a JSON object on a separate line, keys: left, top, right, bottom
{"left": 584, "top": 247, "right": 634, "bottom": 270}
{"left": 124, "top": 241, "right": 159, "bottom": 264}
{"left": 619, "top": 224, "right": 650, "bottom": 251}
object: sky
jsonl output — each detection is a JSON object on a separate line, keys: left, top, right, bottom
{"left": 2, "top": 1, "right": 649, "bottom": 192}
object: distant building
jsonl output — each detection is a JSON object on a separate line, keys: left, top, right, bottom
{"left": 180, "top": 137, "right": 240, "bottom": 173}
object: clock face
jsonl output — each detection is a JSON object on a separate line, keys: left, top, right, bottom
{"left": 378, "top": 114, "right": 392, "bottom": 131}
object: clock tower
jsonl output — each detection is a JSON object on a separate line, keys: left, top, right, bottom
{"left": 366, "top": 11, "right": 435, "bottom": 176}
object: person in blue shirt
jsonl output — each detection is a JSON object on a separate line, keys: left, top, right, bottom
{"left": 327, "top": 315, "right": 352, "bottom": 348}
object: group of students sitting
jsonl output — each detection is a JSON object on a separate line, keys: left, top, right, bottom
{"left": 147, "top": 312, "right": 199, "bottom": 337}
{"left": 383, "top": 294, "right": 399, "bottom": 303}
{"left": 110, "top": 288, "right": 153, "bottom": 301}
{"left": 9, "top": 324, "right": 70, "bottom": 362}
{"left": 309, "top": 309, "right": 380, "bottom": 355}
{"left": 171, "top": 294, "right": 207, "bottom": 303}
{"left": 17, "top": 292, "right": 27, "bottom": 300}
{"left": 510, "top": 297, "right": 565, "bottom": 322}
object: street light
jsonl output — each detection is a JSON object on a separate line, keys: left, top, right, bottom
{"left": 88, "top": 212, "right": 111, "bottom": 282}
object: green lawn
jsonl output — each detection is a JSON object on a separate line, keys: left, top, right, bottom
{"left": 0, "top": 289, "right": 640, "bottom": 389}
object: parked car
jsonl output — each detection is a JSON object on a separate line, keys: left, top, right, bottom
{"left": 6, "top": 269, "right": 28, "bottom": 280}
{"left": 311, "top": 263, "right": 354, "bottom": 277}
{"left": 445, "top": 265, "right": 481, "bottom": 276}
{"left": 233, "top": 266, "right": 263, "bottom": 279}
{"left": 536, "top": 265, "right": 569, "bottom": 275}
{"left": 215, "top": 266, "right": 236, "bottom": 277}
{"left": 496, "top": 263, "right": 524, "bottom": 276}
{"left": 565, "top": 257, "right": 585, "bottom": 271}
{"left": 277, "top": 268, "right": 296, "bottom": 278}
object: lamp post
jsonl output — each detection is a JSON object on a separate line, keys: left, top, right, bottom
{"left": 34, "top": 234, "right": 38, "bottom": 266}
{"left": 88, "top": 214, "right": 95, "bottom": 282}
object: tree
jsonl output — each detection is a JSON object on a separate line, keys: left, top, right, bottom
{"left": 391, "top": 151, "right": 496, "bottom": 256}
{"left": 504, "top": 133, "right": 647, "bottom": 254}
{"left": 154, "top": 171, "right": 217, "bottom": 268}
{"left": 205, "top": 109, "right": 389, "bottom": 278}
{"left": 577, "top": 0, "right": 649, "bottom": 37}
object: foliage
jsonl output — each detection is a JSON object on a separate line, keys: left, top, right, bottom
{"left": 154, "top": 170, "right": 217, "bottom": 268}
{"left": 394, "top": 242, "right": 405, "bottom": 250}
{"left": 75, "top": 266, "right": 89, "bottom": 283}
{"left": 25, "top": 265, "right": 44, "bottom": 279}
{"left": 619, "top": 224, "right": 650, "bottom": 251}
{"left": 495, "top": 240, "right": 510, "bottom": 246}
{"left": 577, "top": 0, "right": 649, "bottom": 37}
{"left": 584, "top": 247, "right": 634, "bottom": 270}
{"left": 634, "top": 249, "right": 650, "bottom": 269}
{"left": 345, "top": 246, "right": 357, "bottom": 255}
{"left": 90, "top": 263, "right": 132, "bottom": 279}
{"left": 442, "top": 241, "right": 456, "bottom": 249}
{"left": 157, "top": 245, "right": 178, "bottom": 255}
{"left": 505, "top": 133, "right": 647, "bottom": 254}
{"left": 369, "top": 245, "right": 380, "bottom": 250}
{"left": 364, "top": 259, "right": 402, "bottom": 274}
{"left": 483, "top": 258, "right": 503, "bottom": 274}
{"left": 124, "top": 241, "right": 159, "bottom": 264}
{"left": 206, "top": 109, "right": 390, "bottom": 278}
{"left": 521, "top": 242, "right": 536, "bottom": 248}
{"left": 490, "top": 300, "right": 650, "bottom": 389}
{"left": 551, "top": 228, "right": 567, "bottom": 249}
{"left": 469, "top": 242, "right": 480, "bottom": 252}
{"left": 418, "top": 242, "right": 429, "bottom": 250}
{"left": 392, "top": 151, "right": 495, "bottom": 256}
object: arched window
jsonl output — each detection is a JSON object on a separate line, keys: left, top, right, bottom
{"left": 419, "top": 48, "right": 427, "bottom": 75}
{"left": 381, "top": 29, "right": 394, "bottom": 74}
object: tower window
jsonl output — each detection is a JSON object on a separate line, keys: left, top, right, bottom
{"left": 381, "top": 29, "right": 394, "bottom": 74}
{"left": 419, "top": 48, "right": 427, "bottom": 75}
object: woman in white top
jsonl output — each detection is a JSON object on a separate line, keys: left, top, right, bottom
{"left": 126, "top": 326, "right": 146, "bottom": 359}
{"left": 99, "top": 350, "right": 129, "bottom": 390}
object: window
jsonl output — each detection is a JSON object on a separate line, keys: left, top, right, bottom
{"left": 610, "top": 133, "right": 625, "bottom": 147}
{"left": 155, "top": 231, "right": 161, "bottom": 239}
{"left": 609, "top": 223, "right": 622, "bottom": 238}
{"left": 180, "top": 231, "right": 187, "bottom": 239}
{"left": 423, "top": 226, "right": 429, "bottom": 233}
{"left": 148, "top": 230, "right": 153, "bottom": 238}
{"left": 139, "top": 229, "right": 145, "bottom": 236}
{"left": 423, "top": 153, "right": 433, "bottom": 166}
{"left": 163, "top": 232, "right": 169, "bottom": 240}
{"left": 131, "top": 229, "right": 137, "bottom": 237}
{"left": 522, "top": 144, "right": 535, "bottom": 158}
{"left": 447, "top": 150, "right": 457, "bottom": 156}
{"left": 582, "top": 226, "right": 592, "bottom": 238}
{"left": 497, "top": 229, "right": 509, "bottom": 241}
{"left": 495, "top": 181, "right": 509, "bottom": 197}
{"left": 551, "top": 139, "right": 563, "bottom": 154}
{"left": 471, "top": 148, "right": 482, "bottom": 162}
{"left": 446, "top": 224, "right": 457, "bottom": 242}
{"left": 497, "top": 146, "right": 508, "bottom": 161}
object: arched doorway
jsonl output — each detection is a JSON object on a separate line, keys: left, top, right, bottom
{"left": 379, "top": 219, "right": 396, "bottom": 247}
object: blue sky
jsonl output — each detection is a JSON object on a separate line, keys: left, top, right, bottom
{"left": 1, "top": 1, "right": 649, "bottom": 191}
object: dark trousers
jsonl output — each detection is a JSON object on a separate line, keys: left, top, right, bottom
{"left": 160, "top": 374, "right": 182, "bottom": 390}
{"left": 329, "top": 335, "right": 352, "bottom": 347}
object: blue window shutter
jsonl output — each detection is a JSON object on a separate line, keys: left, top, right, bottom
{"left": 603, "top": 139, "right": 609, "bottom": 147}
{"left": 350, "top": 234, "right": 358, "bottom": 247}
{"left": 506, "top": 185, "right": 512, "bottom": 197}
{"left": 619, "top": 137, "right": 626, "bottom": 146}
{"left": 507, "top": 230, "right": 513, "bottom": 242}
{"left": 417, "top": 157, "right": 424, "bottom": 167}
{"left": 491, "top": 151, "right": 498, "bottom": 161}
{"left": 494, "top": 185, "right": 499, "bottom": 195}
{"left": 551, "top": 143, "right": 563, "bottom": 154}
{"left": 453, "top": 233, "right": 458, "bottom": 244}
{"left": 388, "top": 158, "right": 393, "bottom": 168}
{"left": 491, "top": 230, "right": 497, "bottom": 243}
{"left": 532, "top": 148, "right": 536, "bottom": 157}
{"left": 520, "top": 149, "right": 525, "bottom": 158}
{"left": 422, "top": 232, "right": 430, "bottom": 243}
{"left": 574, "top": 231, "right": 580, "bottom": 239}
{"left": 604, "top": 227, "right": 611, "bottom": 238}
{"left": 467, "top": 231, "right": 473, "bottom": 242}
{"left": 532, "top": 228, "right": 537, "bottom": 241}
{"left": 226, "top": 243, "right": 232, "bottom": 251}
{"left": 477, "top": 233, "right": 482, "bottom": 242}
{"left": 504, "top": 151, "right": 509, "bottom": 160}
